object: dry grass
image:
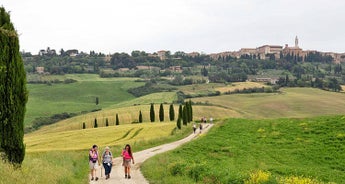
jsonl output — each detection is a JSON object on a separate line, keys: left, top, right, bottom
{"left": 215, "top": 81, "right": 268, "bottom": 93}
{"left": 192, "top": 87, "right": 345, "bottom": 119}
{"left": 25, "top": 122, "right": 178, "bottom": 152}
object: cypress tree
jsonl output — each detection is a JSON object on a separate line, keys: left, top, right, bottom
{"left": 0, "top": 7, "right": 28, "bottom": 165}
{"left": 189, "top": 99, "right": 193, "bottom": 122}
{"left": 182, "top": 105, "right": 187, "bottom": 126}
{"left": 94, "top": 118, "right": 98, "bottom": 128}
{"left": 82, "top": 122, "right": 86, "bottom": 129}
{"left": 159, "top": 103, "right": 164, "bottom": 122}
{"left": 95, "top": 97, "right": 99, "bottom": 105}
{"left": 186, "top": 101, "right": 192, "bottom": 123}
{"left": 115, "top": 114, "right": 119, "bottom": 125}
{"left": 177, "top": 105, "right": 182, "bottom": 130}
{"left": 139, "top": 111, "right": 143, "bottom": 123}
{"left": 178, "top": 104, "right": 183, "bottom": 120}
{"left": 169, "top": 104, "right": 175, "bottom": 121}
{"left": 176, "top": 116, "right": 181, "bottom": 130}
{"left": 185, "top": 101, "right": 190, "bottom": 123}
{"left": 150, "top": 103, "right": 155, "bottom": 122}
{"left": 105, "top": 118, "right": 109, "bottom": 127}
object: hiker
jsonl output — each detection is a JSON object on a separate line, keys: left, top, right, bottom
{"left": 199, "top": 123, "right": 203, "bottom": 133}
{"left": 210, "top": 117, "right": 213, "bottom": 123}
{"left": 121, "top": 144, "right": 135, "bottom": 179}
{"left": 102, "top": 146, "right": 113, "bottom": 180}
{"left": 193, "top": 123, "right": 197, "bottom": 134}
{"left": 89, "top": 145, "right": 100, "bottom": 181}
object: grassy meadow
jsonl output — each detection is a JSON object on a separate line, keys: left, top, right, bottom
{"left": 25, "top": 74, "right": 143, "bottom": 126}
{"left": 142, "top": 116, "right": 345, "bottom": 184}
{"left": 0, "top": 151, "right": 89, "bottom": 184}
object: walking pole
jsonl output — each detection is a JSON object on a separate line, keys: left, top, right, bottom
{"left": 101, "top": 165, "right": 103, "bottom": 178}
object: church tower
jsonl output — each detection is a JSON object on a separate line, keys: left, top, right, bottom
{"left": 295, "top": 36, "right": 299, "bottom": 48}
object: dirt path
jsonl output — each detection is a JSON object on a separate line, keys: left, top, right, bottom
{"left": 90, "top": 123, "right": 213, "bottom": 184}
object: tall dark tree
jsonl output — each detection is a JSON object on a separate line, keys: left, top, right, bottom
{"left": 95, "top": 97, "right": 99, "bottom": 105}
{"left": 105, "top": 118, "right": 109, "bottom": 127}
{"left": 115, "top": 114, "right": 119, "bottom": 125}
{"left": 182, "top": 105, "right": 188, "bottom": 126}
{"left": 94, "top": 118, "right": 98, "bottom": 128}
{"left": 176, "top": 116, "right": 181, "bottom": 130}
{"left": 189, "top": 99, "right": 193, "bottom": 122}
{"left": 185, "top": 101, "right": 190, "bottom": 123}
{"left": 150, "top": 103, "right": 155, "bottom": 122}
{"left": 177, "top": 105, "right": 182, "bottom": 130}
{"left": 139, "top": 111, "right": 143, "bottom": 123}
{"left": 178, "top": 104, "right": 183, "bottom": 117}
{"left": 0, "top": 7, "right": 28, "bottom": 165}
{"left": 202, "top": 65, "right": 208, "bottom": 76}
{"left": 169, "top": 104, "right": 175, "bottom": 121}
{"left": 285, "top": 74, "right": 289, "bottom": 86}
{"left": 159, "top": 103, "right": 164, "bottom": 122}
{"left": 82, "top": 122, "right": 86, "bottom": 129}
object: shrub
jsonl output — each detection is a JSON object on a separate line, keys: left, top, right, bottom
{"left": 169, "top": 162, "right": 186, "bottom": 176}
{"left": 188, "top": 164, "right": 207, "bottom": 182}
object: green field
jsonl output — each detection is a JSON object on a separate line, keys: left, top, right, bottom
{"left": 25, "top": 74, "right": 144, "bottom": 126}
{"left": 142, "top": 116, "right": 345, "bottom": 183}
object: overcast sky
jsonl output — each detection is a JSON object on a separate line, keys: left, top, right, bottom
{"left": 1, "top": 0, "right": 345, "bottom": 55}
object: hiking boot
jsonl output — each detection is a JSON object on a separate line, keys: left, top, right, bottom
{"left": 125, "top": 174, "right": 128, "bottom": 178}
{"left": 95, "top": 177, "right": 99, "bottom": 181}
{"left": 128, "top": 175, "right": 131, "bottom": 179}
{"left": 91, "top": 177, "right": 94, "bottom": 181}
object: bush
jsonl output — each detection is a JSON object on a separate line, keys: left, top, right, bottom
{"left": 169, "top": 162, "right": 186, "bottom": 176}
{"left": 188, "top": 164, "right": 207, "bottom": 182}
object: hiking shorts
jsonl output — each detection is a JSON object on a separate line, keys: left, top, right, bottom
{"left": 89, "top": 160, "right": 99, "bottom": 170}
{"left": 123, "top": 159, "right": 131, "bottom": 168}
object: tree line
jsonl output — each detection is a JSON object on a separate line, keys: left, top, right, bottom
{"left": 81, "top": 101, "right": 193, "bottom": 130}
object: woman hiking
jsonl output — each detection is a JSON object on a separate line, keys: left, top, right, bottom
{"left": 89, "top": 145, "right": 100, "bottom": 181}
{"left": 121, "top": 144, "right": 135, "bottom": 179}
{"left": 102, "top": 146, "right": 113, "bottom": 180}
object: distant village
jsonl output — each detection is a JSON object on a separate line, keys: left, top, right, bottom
{"left": 25, "top": 36, "right": 345, "bottom": 64}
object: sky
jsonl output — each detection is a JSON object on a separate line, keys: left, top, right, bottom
{"left": 1, "top": 0, "right": 345, "bottom": 55}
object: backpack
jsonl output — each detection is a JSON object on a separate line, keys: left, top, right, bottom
{"left": 89, "top": 149, "right": 98, "bottom": 163}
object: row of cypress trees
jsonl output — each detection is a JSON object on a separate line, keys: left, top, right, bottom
{"left": 82, "top": 114, "right": 120, "bottom": 129}
{"left": 82, "top": 101, "right": 193, "bottom": 129}
{"left": 149, "top": 103, "right": 176, "bottom": 123}
{"left": 0, "top": 7, "right": 28, "bottom": 166}
{"left": 177, "top": 100, "right": 193, "bottom": 129}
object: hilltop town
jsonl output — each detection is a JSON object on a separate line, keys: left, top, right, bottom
{"left": 24, "top": 36, "right": 345, "bottom": 64}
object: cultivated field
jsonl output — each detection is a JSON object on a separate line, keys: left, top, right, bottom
{"left": 25, "top": 122, "right": 182, "bottom": 152}
{"left": 193, "top": 87, "right": 345, "bottom": 119}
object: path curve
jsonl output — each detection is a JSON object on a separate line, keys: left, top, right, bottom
{"left": 90, "top": 123, "right": 213, "bottom": 184}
